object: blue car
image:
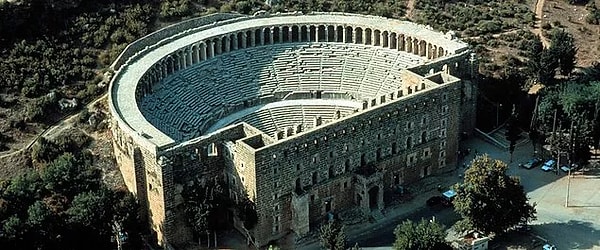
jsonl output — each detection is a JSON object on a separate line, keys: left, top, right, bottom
{"left": 541, "top": 159, "right": 556, "bottom": 172}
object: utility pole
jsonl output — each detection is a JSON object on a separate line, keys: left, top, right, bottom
{"left": 552, "top": 109, "right": 558, "bottom": 160}
{"left": 566, "top": 168, "right": 571, "bottom": 207}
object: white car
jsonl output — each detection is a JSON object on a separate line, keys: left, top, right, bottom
{"left": 543, "top": 244, "right": 556, "bottom": 250}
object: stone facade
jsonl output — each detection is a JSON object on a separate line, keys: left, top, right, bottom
{"left": 108, "top": 12, "right": 476, "bottom": 249}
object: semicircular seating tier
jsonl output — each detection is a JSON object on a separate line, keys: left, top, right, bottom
{"left": 139, "top": 43, "right": 424, "bottom": 141}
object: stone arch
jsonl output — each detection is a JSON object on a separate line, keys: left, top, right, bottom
{"left": 365, "top": 28, "right": 372, "bottom": 45}
{"left": 368, "top": 186, "right": 380, "bottom": 209}
{"left": 336, "top": 26, "right": 344, "bottom": 42}
{"left": 398, "top": 34, "right": 405, "bottom": 51}
{"left": 185, "top": 49, "right": 192, "bottom": 67}
{"left": 282, "top": 26, "right": 290, "bottom": 42}
{"left": 374, "top": 29, "right": 381, "bottom": 46}
{"left": 438, "top": 47, "right": 445, "bottom": 58}
{"left": 427, "top": 43, "right": 433, "bottom": 59}
{"left": 355, "top": 27, "right": 363, "bottom": 44}
{"left": 345, "top": 26, "right": 353, "bottom": 43}
{"left": 229, "top": 34, "right": 236, "bottom": 51}
{"left": 173, "top": 54, "right": 181, "bottom": 72}
{"left": 406, "top": 37, "right": 412, "bottom": 53}
{"left": 273, "top": 26, "right": 281, "bottom": 43}
{"left": 237, "top": 32, "right": 244, "bottom": 48}
{"left": 419, "top": 40, "right": 427, "bottom": 57}
{"left": 191, "top": 45, "right": 199, "bottom": 64}
{"left": 382, "top": 31, "right": 389, "bottom": 47}
{"left": 291, "top": 25, "right": 300, "bottom": 42}
{"left": 262, "top": 27, "right": 270, "bottom": 45}
{"left": 317, "top": 25, "right": 326, "bottom": 42}
{"left": 412, "top": 38, "right": 419, "bottom": 55}
{"left": 309, "top": 25, "right": 317, "bottom": 42}
{"left": 327, "top": 25, "right": 335, "bottom": 41}
{"left": 254, "top": 29, "right": 261, "bottom": 46}
{"left": 199, "top": 42, "right": 207, "bottom": 60}
{"left": 210, "top": 39, "right": 219, "bottom": 56}
{"left": 390, "top": 32, "right": 397, "bottom": 49}
{"left": 301, "top": 25, "right": 309, "bottom": 42}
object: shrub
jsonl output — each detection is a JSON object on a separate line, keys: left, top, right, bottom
{"left": 541, "top": 22, "right": 552, "bottom": 30}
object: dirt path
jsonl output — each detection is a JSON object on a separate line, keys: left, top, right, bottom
{"left": 0, "top": 93, "right": 108, "bottom": 160}
{"left": 533, "top": 0, "right": 551, "bottom": 48}
{"left": 405, "top": 0, "right": 416, "bottom": 19}
{"left": 464, "top": 28, "right": 521, "bottom": 40}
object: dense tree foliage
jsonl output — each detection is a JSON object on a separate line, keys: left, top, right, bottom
{"left": 393, "top": 219, "right": 448, "bottom": 250}
{"left": 415, "top": 0, "right": 534, "bottom": 37}
{"left": 537, "top": 82, "right": 600, "bottom": 163}
{"left": 549, "top": 29, "right": 577, "bottom": 76}
{"left": 0, "top": 152, "right": 142, "bottom": 249}
{"left": 271, "top": 0, "right": 406, "bottom": 18}
{"left": 453, "top": 155, "right": 536, "bottom": 235}
{"left": 319, "top": 221, "right": 346, "bottom": 250}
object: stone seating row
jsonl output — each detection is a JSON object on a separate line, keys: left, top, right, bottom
{"left": 139, "top": 43, "right": 423, "bottom": 140}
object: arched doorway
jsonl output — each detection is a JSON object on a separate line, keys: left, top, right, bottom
{"left": 368, "top": 186, "right": 379, "bottom": 209}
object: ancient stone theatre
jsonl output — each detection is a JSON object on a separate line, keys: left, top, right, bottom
{"left": 108, "top": 12, "right": 476, "bottom": 248}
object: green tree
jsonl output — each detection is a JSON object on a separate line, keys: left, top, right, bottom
{"left": 393, "top": 219, "right": 448, "bottom": 250}
{"left": 66, "top": 190, "right": 112, "bottom": 234}
{"left": 31, "top": 137, "right": 61, "bottom": 163}
{"left": 319, "top": 221, "right": 346, "bottom": 250}
{"left": 453, "top": 155, "right": 536, "bottom": 235}
{"left": 538, "top": 82, "right": 599, "bottom": 163}
{"left": 41, "top": 153, "right": 101, "bottom": 198}
{"left": 549, "top": 29, "right": 577, "bottom": 76}
{"left": 524, "top": 35, "right": 557, "bottom": 88}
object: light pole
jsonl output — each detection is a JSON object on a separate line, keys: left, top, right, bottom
{"left": 566, "top": 168, "right": 571, "bottom": 207}
{"left": 496, "top": 103, "right": 502, "bottom": 128}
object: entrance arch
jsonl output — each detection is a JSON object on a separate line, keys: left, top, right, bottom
{"left": 368, "top": 186, "right": 380, "bottom": 209}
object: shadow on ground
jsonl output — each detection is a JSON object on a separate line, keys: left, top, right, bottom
{"left": 532, "top": 220, "right": 600, "bottom": 249}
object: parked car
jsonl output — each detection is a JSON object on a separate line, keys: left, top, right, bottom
{"left": 427, "top": 193, "right": 453, "bottom": 207}
{"left": 521, "top": 158, "right": 542, "bottom": 169}
{"left": 514, "top": 223, "right": 532, "bottom": 233}
{"left": 561, "top": 163, "right": 579, "bottom": 173}
{"left": 427, "top": 196, "right": 444, "bottom": 207}
{"left": 543, "top": 244, "right": 557, "bottom": 250}
{"left": 541, "top": 159, "right": 556, "bottom": 172}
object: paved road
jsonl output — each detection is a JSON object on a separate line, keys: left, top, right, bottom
{"left": 342, "top": 136, "right": 600, "bottom": 249}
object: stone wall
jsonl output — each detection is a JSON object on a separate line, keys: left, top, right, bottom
{"left": 246, "top": 80, "right": 463, "bottom": 245}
